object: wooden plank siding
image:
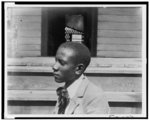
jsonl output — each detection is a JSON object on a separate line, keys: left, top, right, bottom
{"left": 98, "top": 7, "right": 142, "bottom": 16}
{"left": 6, "top": 57, "right": 143, "bottom": 114}
{"left": 97, "top": 7, "right": 142, "bottom": 58}
{"left": 7, "top": 57, "right": 142, "bottom": 73}
{"left": 7, "top": 76, "right": 141, "bottom": 92}
{"left": 7, "top": 90, "right": 142, "bottom": 103}
{"left": 7, "top": 74, "right": 142, "bottom": 114}
{"left": 7, "top": 7, "right": 42, "bottom": 57}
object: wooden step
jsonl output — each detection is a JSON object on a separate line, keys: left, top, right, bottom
{"left": 7, "top": 57, "right": 142, "bottom": 74}
{"left": 7, "top": 90, "right": 142, "bottom": 102}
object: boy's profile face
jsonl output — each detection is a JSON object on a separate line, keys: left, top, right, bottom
{"left": 53, "top": 47, "right": 77, "bottom": 84}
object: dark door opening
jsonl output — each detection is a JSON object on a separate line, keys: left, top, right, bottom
{"left": 42, "top": 7, "right": 97, "bottom": 56}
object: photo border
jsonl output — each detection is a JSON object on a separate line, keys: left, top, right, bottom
{"left": 1, "top": 1, "right": 149, "bottom": 119}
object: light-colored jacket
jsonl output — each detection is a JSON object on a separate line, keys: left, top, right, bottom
{"left": 53, "top": 76, "right": 110, "bottom": 114}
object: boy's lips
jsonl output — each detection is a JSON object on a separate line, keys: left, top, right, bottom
{"left": 53, "top": 73, "right": 59, "bottom": 78}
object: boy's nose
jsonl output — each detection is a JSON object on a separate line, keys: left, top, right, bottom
{"left": 52, "top": 63, "right": 58, "bottom": 72}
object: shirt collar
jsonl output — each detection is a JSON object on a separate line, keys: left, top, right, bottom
{"left": 67, "top": 74, "right": 84, "bottom": 98}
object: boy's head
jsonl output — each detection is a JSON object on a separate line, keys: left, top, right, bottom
{"left": 53, "top": 42, "right": 91, "bottom": 87}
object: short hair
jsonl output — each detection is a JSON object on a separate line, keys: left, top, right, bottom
{"left": 58, "top": 42, "right": 91, "bottom": 69}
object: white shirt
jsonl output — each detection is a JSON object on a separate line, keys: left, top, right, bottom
{"left": 65, "top": 74, "right": 84, "bottom": 113}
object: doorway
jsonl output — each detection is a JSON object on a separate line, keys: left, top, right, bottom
{"left": 41, "top": 7, "right": 97, "bottom": 56}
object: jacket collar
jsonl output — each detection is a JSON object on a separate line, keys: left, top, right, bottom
{"left": 74, "top": 75, "right": 89, "bottom": 98}
{"left": 67, "top": 74, "right": 84, "bottom": 98}
{"left": 65, "top": 75, "right": 89, "bottom": 114}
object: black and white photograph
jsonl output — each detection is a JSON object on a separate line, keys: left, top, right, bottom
{"left": 2, "top": 1, "right": 148, "bottom": 119}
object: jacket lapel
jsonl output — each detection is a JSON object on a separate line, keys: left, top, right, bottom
{"left": 65, "top": 98, "right": 80, "bottom": 114}
{"left": 66, "top": 76, "right": 89, "bottom": 114}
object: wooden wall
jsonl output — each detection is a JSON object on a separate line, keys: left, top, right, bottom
{"left": 7, "top": 7, "right": 143, "bottom": 58}
{"left": 6, "top": 58, "right": 142, "bottom": 115}
{"left": 97, "top": 7, "right": 142, "bottom": 58}
{"left": 7, "top": 7, "right": 42, "bottom": 57}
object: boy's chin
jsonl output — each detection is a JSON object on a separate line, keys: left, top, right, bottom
{"left": 54, "top": 78, "right": 63, "bottom": 83}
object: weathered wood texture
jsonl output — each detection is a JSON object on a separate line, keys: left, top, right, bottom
{"left": 7, "top": 57, "right": 142, "bottom": 74}
{"left": 7, "top": 76, "right": 141, "bottom": 92}
{"left": 7, "top": 90, "right": 142, "bottom": 103}
{"left": 7, "top": 106, "right": 54, "bottom": 114}
{"left": 97, "top": 7, "right": 142, "bottom": 58}
{"left": 7, "top": 105, "right": 141, "bottom": 114}
{"left": 7, "top": 7, "right": 42, "bottom": 57}
{"left": 7, "top": 7, "right": 143, "bottom": 58}
{"left": 7, "top": 75, "right": 142, "bottom": 114}
{"left": 6, "top": 57, "right": 143, "bottom": 114}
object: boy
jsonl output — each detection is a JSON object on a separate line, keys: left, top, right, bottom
{"left": 53, "top": 42, "right": 110, "bottom": 114}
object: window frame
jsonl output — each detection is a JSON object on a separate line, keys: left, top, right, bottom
{"left": 41, "top": 7, "right": 98, "bottom": 57}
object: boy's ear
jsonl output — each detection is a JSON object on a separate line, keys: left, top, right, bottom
{"left": 75, "top": 64, "right": 85, "bottom": 75}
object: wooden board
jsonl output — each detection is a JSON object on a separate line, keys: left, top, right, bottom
{"left": 97, "top": 30, "right": 142, "bottom": 38}
{"left": 18, "top": 45, "right": 41, "bottom": 51}
{"left": 13, "top": 15, "right": 42, "bottom": 22}
{"left": 7, "top": 57, "right": 142, "bottom": 74}
{"left": 88, "top": 76, "right": 142, "bottom": 92}
{"left": 7, "top": 90, "right": 142, "bottom": 102}
{"left": 7, "top": 105, "right": 141, "bottom": 114}
{"left": 7, "top": 66, "right": 142, "bottom": 74}
{"left": 12, "top": 8, "right": 42, "bottom": 15}
{"left": 97, "top": 44, "right": 141, "bottom": 52}
{"left": 7, "top": 76, "right": 141, "bottom": 92}
{"left": 17, "top": 22, "right": 41, "bottom": 30}
{"left": 97, "top": 51, "right": 141, "bottom": 58}
{"left": 17, "top": 38, "right": 41, "bottom": 45}
{"left": 16, "top": 51, "right": 41, "bottom": 57}
{"left": 98, "top": 22, "right": 142, "bottom": 31}
{"left": 7, "top": 76, "right": 61, "bottom": 90}
{"left": 7, "top": 105, "right": 54, "bottom": 114}
{"left": 98, "top": 7, "right": 142, "bottom": 16}
{"left": 98, "top": 15, "right": 142, "bottom": 23}
{"left": 110, "top": 106, "right": 141, "bottom": 114}
{"left": 7, "top": 58, "right": 142, "bottom": 66}
{"left": 18, "top": 30, "right": 41, "bottom": 37}
{"left": 97, "top": 38, "right": 142, "bottom": 45}
{"left": 7, "top": 57, "right": 55, "bottom": 66}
